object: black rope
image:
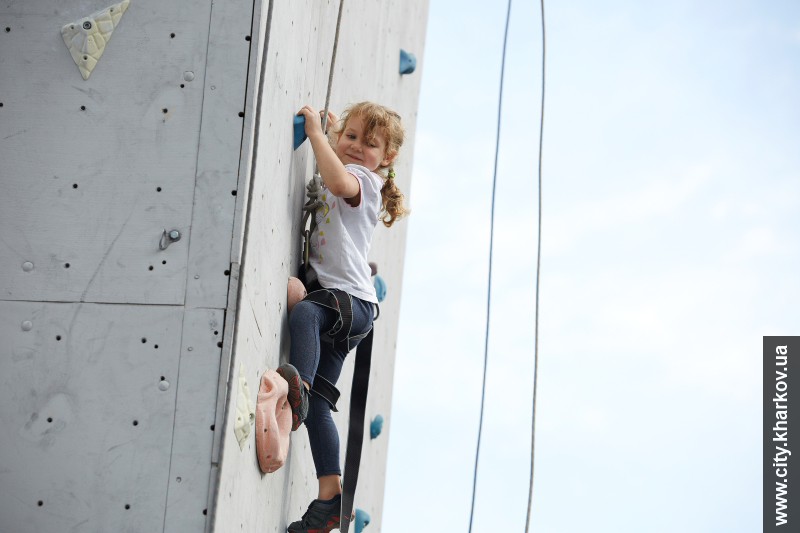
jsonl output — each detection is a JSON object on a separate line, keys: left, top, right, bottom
{"left": 525, "top": 0, "right": 546, "bottom": 530}
{"left": 467, "top": 1, "right": 512, "bottom": 531}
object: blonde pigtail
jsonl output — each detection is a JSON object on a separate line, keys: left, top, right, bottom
{"left": 380, "top": 166, "right": 408, "bottom": 228}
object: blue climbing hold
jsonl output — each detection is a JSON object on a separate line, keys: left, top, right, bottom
{"left": 293, "top": 115, "right": 307, "bottom": 149}
{"left": 373, "top": 274, "right": 386, "bottom": 302}
{"left": 399, "top": 49, "right": 416, "bottom": 75}
{"left": 370, "top": 414, "right": 384, "bottom": 439}
{"left": 355, "top": 508, "right": 371, "bottom": 533}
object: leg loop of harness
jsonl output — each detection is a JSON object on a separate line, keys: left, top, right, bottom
{"left": 310, "top": 375, "right": 341, "bottom": 412}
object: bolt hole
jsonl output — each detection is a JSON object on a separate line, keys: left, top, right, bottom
{"left": 154, "top": 344, "right": 159, "bottom": 349}
{"left": 64, "top": 263, "right": 71, "bottom": 268}
{"left": 217, "top": 341, "right": 222, "bottom": 348}
{"left": 5, "top": 27, "right": 11, "bottom": 33}
{"left": 203, "top": 509, "right": 208, "bottom": 516}
{"left": 162, "top": 260, "right": 167, "bottom": 265}
{"left": 83, "top": 55, "right": 87, "bottom": 60}
{"left": 47, "top": 417, "right": 53, "bottom": 423}
{"left": 162, "top": 108, "right": 168, "bottom": 114}
{"left": 132, "top": 420, "right": 139, "bottom": 426}
{"left": 231, "top": 190, "right": 237, "bottom": 196}
{"left": 170, "top": 33, "right": 175, "bottom": 38}
{"left": 148, "top": 265, "right": 154, "bottom": 271}
{"left": 125, "top": 504, "right": 130, "bottom": 510}
{"left": 37, "top": 500, "right": 43, "bottom": 507}
{"left": 141, "top": 338, "right": 147, "bottom": 343}
{"left": 245, "top": 35, "right": 251, "bottom": 41}
{"left": 56, "top": 335, "right": 62, "bottom": 341}
{"left": 160, "top": 376, "right": 165, "bottom": 381}
{"left": 214, "top": 330, "right": 219, "bottom": 335}
{"left": 224, "top": 270, "right": 230, "bottom": 276}
{"left": 80, "top": 105, "right": 86, "bottom": 111}
{"left": 210, "top": 424, "right": 215, "bottom": 431}
{"left": 156, "top": 186, "right": 162, "bottom": 192}
{"left": 72, "top": 183, "right": 78, "bottom": 189}
{"left": 238, "top": 111, "right": 244, "bottom": 117}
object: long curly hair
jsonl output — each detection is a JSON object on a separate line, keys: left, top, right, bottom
{"left": 334, "top": 102, "right": 408, "bottom": 227}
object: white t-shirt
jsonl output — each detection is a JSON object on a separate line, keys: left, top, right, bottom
{"left": 310, "top": 164, "right": 382, "bottom": 303}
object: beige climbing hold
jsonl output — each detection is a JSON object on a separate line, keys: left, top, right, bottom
{"left": 61, "top": 0, "right": 130, "bottom": 80}
{"left": 234, "top": 363, "right": 255, "bottom": 450}
{"left": 255, "top": 370, "right": 292, "bottom": 473}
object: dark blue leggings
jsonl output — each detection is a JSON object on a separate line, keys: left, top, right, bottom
{"left": 289, "top": 295, "right": 374, "bottom": 477}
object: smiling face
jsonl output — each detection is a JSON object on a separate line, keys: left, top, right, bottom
{"left": 334, "top": 115, "right": 393, "bottom": 172}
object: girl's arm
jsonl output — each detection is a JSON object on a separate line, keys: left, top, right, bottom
{"left": 298, "top": 105, "right": 360, "bottom": 200}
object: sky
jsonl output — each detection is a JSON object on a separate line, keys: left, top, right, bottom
{"left": 384, "top": 1, "right": 800, "bottom": 532}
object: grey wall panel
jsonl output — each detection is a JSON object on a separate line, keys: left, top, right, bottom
{"left": 184, "top": 0, "right": 255, "bottom": 310}
{"left": 0, "top": 1, "right": 212, "bottom": 305}
{"left": 0, "top": 301, "right": 183, "bottom": 533}
{"left": 164, "top": 308, "right": 224, "bottom": 532}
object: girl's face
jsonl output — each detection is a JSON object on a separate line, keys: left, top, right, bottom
{"left": 335, "top": 115, "right": 393, "bottom": 172}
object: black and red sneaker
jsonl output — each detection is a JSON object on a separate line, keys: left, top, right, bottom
{"left": 287, "top": 495, "right": 341, "bottom": 533}
{"left": 276, "top": 363, "right": 309, "bottom": 431}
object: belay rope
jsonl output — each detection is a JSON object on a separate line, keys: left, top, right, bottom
{"left": 297, "top": 2, "right": 373, "bottom": 532}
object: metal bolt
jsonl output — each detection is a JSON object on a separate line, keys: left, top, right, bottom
{"left": 169, "top": 230, "right": 181, "bottom": 241}
{"left": 82, "top": 21, "right": 92, "bottom": 30}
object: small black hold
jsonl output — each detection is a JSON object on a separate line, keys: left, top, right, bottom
{"left": 160, "top": 376, "right": 165, "bottom": 381}
{"left": 162, "top": 260, "right": 167, "bottom": 265}
{"left": 170, "top": 33, "right": 175, "bottom": 38}
{"left": 132, "top": 420, "right": 139, "bottom": 426}
{"left": 224, "top": 270, "right": 230, "bottom": 276}
{"left": 217, "top": 341, "right": 222, "bottom": 348}
{"left": 180, "top": 84, "right": 185, "bottom": 89}
{"left": 125, "top": 504, "right": 131, "bottom": 510}
{"left": 47, "top": 417, "right": 53, "bottom": 423}
{"left": 238, "top": 111, "right": 244, "bottom": 117}
{"left": 245, "top": 35, "right": 251, "bottom": 41}
{"left": 231, "top": 190, "right": 237, "bottom": 196}
{"left": 56, "top": 335, "right": 62, "bottom": 341}
{"left": 214, "top": 330, "right": 219, "bottom": 335}
{"left": 80, "top": 105, "right": 86, "bottom": 111}
{"left": 154, "top": 344, "right": 159, "bottom": 349}
{"left": 5, "top": 27, "right": 10, "bottom": 33}
{"left": 156, "top": 186, "right": 162, "bottom": 192}
{"left": 72, "top": 183, "right": 78, "bottom": 189}
{"left": 209, "top": 424, "right": 215, "bottom": 431}
{"left": 64, "top": 263, "right": 70, "bottom": 268}
{"left": 37, "top": 500, "right": 43, "bottom": 507}
{"left": 203, "top": 509, "right": 208, "bottom": 516}
{"left": 162, "top": 108, "right": 168, "bottom": 114}
{"left": 141, "top": 338, "right": 147, "bottom": 343}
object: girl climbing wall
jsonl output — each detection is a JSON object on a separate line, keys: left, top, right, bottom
{"left": 277, "top": 101, "right": 407, "bottom": 533}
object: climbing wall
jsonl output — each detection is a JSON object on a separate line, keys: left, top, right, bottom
{"left": 0, "top": 0, "right": 253, "bottom": 531}
{"left": 0, "top": 0, "right": 428, "bottom": 532}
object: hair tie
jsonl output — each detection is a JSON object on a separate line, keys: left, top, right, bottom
{"left": 387, "top": 168, "right": 396, "bottom": 180}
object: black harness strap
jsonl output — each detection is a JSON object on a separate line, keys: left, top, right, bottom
{"left": 339, "top": 326, "right": 373, "bottom": 533}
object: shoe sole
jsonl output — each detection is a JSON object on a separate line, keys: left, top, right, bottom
{"left": 276, "top": 364, "right": 305, "bottom": 431}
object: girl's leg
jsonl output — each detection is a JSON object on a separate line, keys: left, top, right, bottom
{"left": 294, "top": 296, "right": 374, "bottom": 492}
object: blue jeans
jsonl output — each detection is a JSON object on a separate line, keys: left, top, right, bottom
{"left": 289, "top": 294, "right": 374, "bottom": 477}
